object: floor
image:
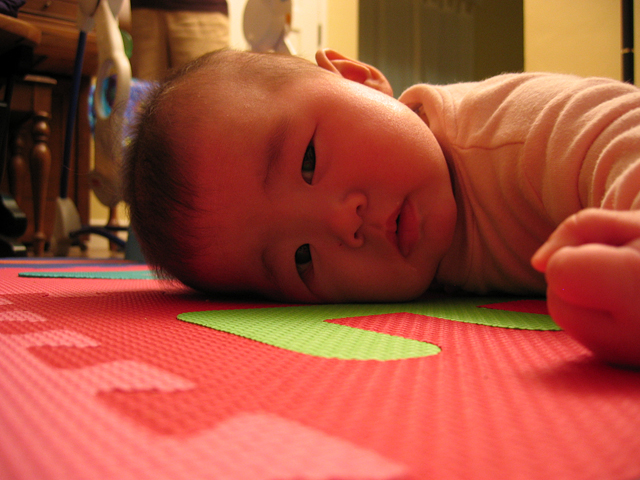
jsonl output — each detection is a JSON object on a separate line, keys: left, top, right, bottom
{"left": 83, "top": 233, "right": 127, "bottom": 259}
{"left": 26, "top": 230, "right": 128, "bottom": 260}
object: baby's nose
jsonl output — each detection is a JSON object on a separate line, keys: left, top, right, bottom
{"left": 326, "top": 191, "right": 366, "bottom": 248}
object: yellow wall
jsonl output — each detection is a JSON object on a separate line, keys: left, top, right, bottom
{"left": 325, "top": 0, "right": 359, "bottom": 59}
{"left": 524, "top": 0, "right": 638, "bottom": 80}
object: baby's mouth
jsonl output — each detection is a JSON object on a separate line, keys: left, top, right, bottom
{"left": 395, "top": 200, "right": 420, "bottom": 257}
{"left": 386, "top": 200, "right": 419, "bottom": 257}
{"left": 386, "top": 204, "right": 402, "bottom": 250}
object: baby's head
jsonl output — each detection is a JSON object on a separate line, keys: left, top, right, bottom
{"left": 124, "top": 48, "right": 457, "bottom": 303}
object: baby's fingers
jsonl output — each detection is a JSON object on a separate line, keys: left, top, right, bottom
{"left": 532, "top": 209, "right": 640, "bottom": 272}
{"left": 545, "top": 242, "right": 640, "bottom": 367}
{"left": 546, "top": 288, "right": 640, "bottom": 367}
{"left": 545, "top": 242, "right": 640, "bottom": 313}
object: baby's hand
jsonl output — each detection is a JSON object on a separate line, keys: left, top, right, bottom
{"left": 532, "top": 208, "right": 640, "bottom": 368}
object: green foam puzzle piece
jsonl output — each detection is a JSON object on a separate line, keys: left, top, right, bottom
{"left": 180, "top": 307, "right": 440, "bottom": 360}
{"left": 178, "top": 297, "right": 558, "bottom": 361}
{"left": 19, "top": 270, "right": 155, "bottom": 280}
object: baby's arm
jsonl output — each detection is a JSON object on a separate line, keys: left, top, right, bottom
{"left": 531, "top": 208, "right": 640, "bottom": 368}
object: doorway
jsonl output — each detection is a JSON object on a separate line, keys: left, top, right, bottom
{"left": 359, "top": 0, "right": 523, "bottom": 95}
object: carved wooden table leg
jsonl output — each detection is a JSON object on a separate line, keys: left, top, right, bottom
{"left": 29, "top": 111, "right": 50, "bottom": 256}
{"left": 8, "top": 128, "right": 26, "bottom": 206}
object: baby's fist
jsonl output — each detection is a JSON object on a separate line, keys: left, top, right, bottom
{"left": 532, "top": 209, "right": 640, "bottom": 368}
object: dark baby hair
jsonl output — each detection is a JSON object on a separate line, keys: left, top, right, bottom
{"left": 123, "top": 49, "right": 320, "bottom": 290}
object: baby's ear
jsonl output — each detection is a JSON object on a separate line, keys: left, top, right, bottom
{"left": 315, "top": 49, "right": 394, "bottom": 97}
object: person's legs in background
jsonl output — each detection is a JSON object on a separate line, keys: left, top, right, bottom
{"left": 166, "top": 11, "right": 230, "bottom": 70}
{"left": 130, "top": 8, "right": 169, "bottom": 81}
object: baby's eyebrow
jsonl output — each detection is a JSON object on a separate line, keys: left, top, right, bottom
{"left": 263, "top": 116, "right": 292, "bottom": 190}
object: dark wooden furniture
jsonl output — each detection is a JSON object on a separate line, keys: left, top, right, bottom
{"left": 3, "top": 1, "right": 97, "bottom": 254}
{"left": 8, "top": 74, "right": 56, "bottom": 255}
{"left": 0, "top": 13, "right": 42, "bottom": 256}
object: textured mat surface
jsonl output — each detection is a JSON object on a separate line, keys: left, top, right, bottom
{"left": 1, "top": 258, "right": 639, "bottom": 480}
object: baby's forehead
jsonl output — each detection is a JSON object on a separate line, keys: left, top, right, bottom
{"left": 169, "top": 57, "right": 326, "bottom": 178}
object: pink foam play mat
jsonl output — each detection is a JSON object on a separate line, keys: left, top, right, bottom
{"left": 1, "top": 258, "right": 639, "bottom": 480}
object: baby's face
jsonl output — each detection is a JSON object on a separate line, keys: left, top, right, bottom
{"left": 187, "top": 65, "right": 456, "bottom": 302}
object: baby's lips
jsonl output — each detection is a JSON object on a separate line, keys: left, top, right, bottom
{"left": 397, "top": 200, "right": 419, "bottom": 258}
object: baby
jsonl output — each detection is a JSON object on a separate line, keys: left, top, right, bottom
{"left": 123, "top": 48, "right": 640, "bottom": 368}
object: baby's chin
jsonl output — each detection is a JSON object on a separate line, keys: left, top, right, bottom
{"left": 306, "top": 285, "right": 429, "bottom": 305}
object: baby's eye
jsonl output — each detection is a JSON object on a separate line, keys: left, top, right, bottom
{"left": 295, "top": 244, "right": 312, "bottom": 277}
{"left": 301, "top": 142, "right": 315, "bottom": 184}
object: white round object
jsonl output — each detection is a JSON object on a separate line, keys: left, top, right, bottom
{"left": 243, "top": 0, "right": 292, "bottom": 52}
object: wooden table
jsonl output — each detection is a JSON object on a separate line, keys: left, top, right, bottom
{"left": 3, "top": 1, "right": 98, "bottom": 254}
{"left": 7, "top": 74, "right": 57, "bottom": 255}
{"left": 0, "top": 11, "right": 41, "bottom": 51}
{"left": 0, "top": 13, "right": 43, "bottom": 256}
